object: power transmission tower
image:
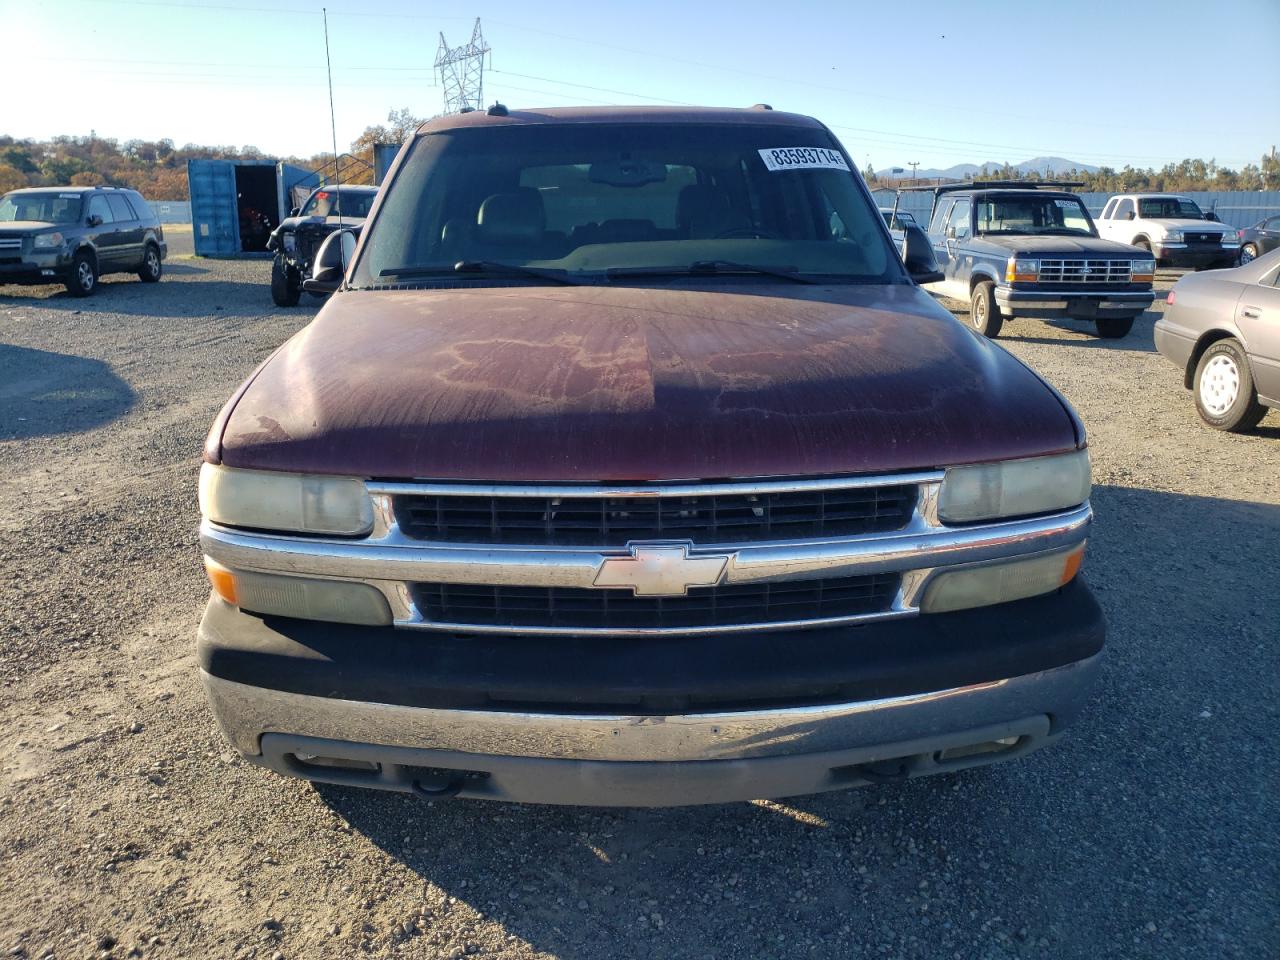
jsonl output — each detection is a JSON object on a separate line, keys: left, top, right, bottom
{"left": 435, "top": 18, "right": 490, "bottom": 114}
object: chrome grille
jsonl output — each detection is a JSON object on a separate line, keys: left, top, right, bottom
{"left": 393, "top": 483, "right": 918, "bottom": 546}
{"left": 0, "top": 238, "right": 23, "bottom": 251}
{"left": 1037, "top": 259, "right": 1131, "bottom": 283}
{"left": 415, "top": 573, "right": 901, "bottom": 631}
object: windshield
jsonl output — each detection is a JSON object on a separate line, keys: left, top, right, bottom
{"left": 1138, "top": 197, "right": 1203, "bottom": 220}
{"left": 0, "top": 191, "right": 84, "bottom": 224}
{"left": 353, "top": 123, "right": 899, "bottom": 287}
{"left": 975, "top": 195, "right": 1094, "bottom": 236}
{"left": 300, "top": 189, "right": 376, "bottom": 218}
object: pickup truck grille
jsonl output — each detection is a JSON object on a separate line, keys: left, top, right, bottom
{"left": 415, "top": 573, "right": 900, "bottom": 631}
{"left": 1037, "top": 259, "right": 1131, "bottom": 283}
{"left": 393, "top": 484, "right": 918, "bottom": 546}
{"left": 1183, "top": 232, "right": 1223, "bottom": 245}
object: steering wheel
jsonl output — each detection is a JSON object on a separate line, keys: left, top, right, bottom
{"left": 714, "top": 226, "right": 780, "bottom": 239}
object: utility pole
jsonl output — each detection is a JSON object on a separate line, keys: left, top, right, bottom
{"left": 908, "top": 161, "right": 919, "bottom": 183}
{"left": 435, "top": 18, "right": 490, "bottom": 114}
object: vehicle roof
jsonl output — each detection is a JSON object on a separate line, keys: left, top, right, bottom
{"left": 4, "top": 185, "right": 137, "bottom": 194}
{"left": 312, "top": 184, "right": 379, "bottom": 193}
{"left": 417, "top": 105, "right": 824, "bottom": 135}
{"left": 1120, "top": 193, "right": 1192, "bottom": 200}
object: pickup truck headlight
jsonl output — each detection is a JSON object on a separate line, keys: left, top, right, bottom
{"left": 1005, "top": 258, "right": 1039, "bottom": 282}
{"left": 32, "top": 232, "right": 64, "bottom": 249}
{"left": 198, "top": 463, "right": 374, "bottom": 535}
{"left": 1131, "top": 259, "right": 1156, "bottom": 280}
{"left": 921, "top": 544, "right": 1084, "bottom": 613}
{"left": 1164, "top": 230, "right": 1184, "bottom": 243}
{"left": 937, "top": 449, "right": 1091, "bottom": 524}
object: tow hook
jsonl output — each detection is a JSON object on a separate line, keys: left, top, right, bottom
{"left": 410, "top": 778, "right": 465, "bottom": 800}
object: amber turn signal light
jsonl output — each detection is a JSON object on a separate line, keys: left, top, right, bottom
{"left": 204, "top": 557, "right": 239, "bottom": 605}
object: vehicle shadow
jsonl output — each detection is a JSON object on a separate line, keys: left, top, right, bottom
{"left": 937, "top": 303, "right": 1160, "bottom": 353}
{"left": 0, "top": 343, "right": 135, "bottom": 440}
{"left": 311, "top": 484, "right": 1280, "bottom": 959}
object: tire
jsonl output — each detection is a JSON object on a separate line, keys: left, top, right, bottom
{"left": 1238, "top": 243, "right": 1258, "bottom": 265}
{"left": 138, "top": 243, "right": 162, "bottom": 283}
{"left": 969, "top": 281, "right": 1004, "bottom": 338}
{"left": 270, "top": 258, "right": 301, "bottom": 307}
{"left": 65, "top": 251, "right": 97, "bottom": 297}
{"left": 1193, "top": 339, "right": 1267, "bottom": 432}
{"left": 1094, "top": 316, "right": 1135, "bottom": 339}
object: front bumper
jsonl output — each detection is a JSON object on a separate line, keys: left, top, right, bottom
{"left": 995, "top": 288, "right": 1154, "bottom": 320}
{"left": 0, "top": 253, "right": 67, "bottom": 285}
{"left": 198, "top": 579, "right": 1105, "bottom": 806}
{"left": 1152, "top": 243, "right": 1237, "bottom": 268}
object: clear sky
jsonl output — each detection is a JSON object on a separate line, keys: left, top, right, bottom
{"left": 4, "top": 0, "right": 1278, "bottom": 172}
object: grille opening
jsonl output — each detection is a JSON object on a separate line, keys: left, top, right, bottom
{"left": 291, "top": 753, "right": 378, "bottom": 772}
{"left": 935, "top": 736, "right": 1021, "bottom": 763}
{"left": 394, "top": 485, "right": 917, "bottom": 546}
{"left": 416, "top": 573, "right": 900, "bottom": 631}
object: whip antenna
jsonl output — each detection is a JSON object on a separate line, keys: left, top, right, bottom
{"left": 322, "top": 8, "right": 345, "bottom": 268}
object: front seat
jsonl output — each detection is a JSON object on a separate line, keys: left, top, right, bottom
{"left": 476, "top": 188, "right": 547, "bottom": 255}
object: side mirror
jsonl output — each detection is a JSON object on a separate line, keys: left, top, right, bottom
{"left": 87, "top": 214, "right": 103, "bottom": 227}
{"left": 1205, "top": 211, "right": 1219, "bottom": 222}
{"left": 902, "top": 225, "right": 944, "bottom": 284}
{"left": 302, "top": 228, "right": 357, "bottom": 295}
{"left": 1125, "top": 210, "right": 1136, "bottom": 220}
{"left": 289, "top": 207, "right": 300, "bottom": 217}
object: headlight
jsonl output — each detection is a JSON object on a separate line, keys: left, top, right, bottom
{"left": 921, "top": 544, "right": 1084, "bottom": 613}
{"left": 938, "top": 449, "right": 1091, "bottom": 524}
{"left": 1131, "top": 259, "right": 1156, "bottom": 278}
{"left": 198, "top": 463, "right": 373, "bottom": 535}
{"left": 1004, "top": 258, "right": 1040, "bottom": 282}
{"left": 282, "top": 233, "right": 296, "bottom": 253}
{"left": 32, "top": 232, "right": 63, "bottom": 249}
{"left": 1219, "top": 232, "right": 1239, "bottom": 246}
{"left": 1164, "top": 230, "right": 1183, "bottom": 243}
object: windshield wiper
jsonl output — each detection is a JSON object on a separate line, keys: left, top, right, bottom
{"left": 605, "top": 260, "right": 817, "bottom": 284}
{"left": 377, "top": 261, "right": 586, "bottom": 285}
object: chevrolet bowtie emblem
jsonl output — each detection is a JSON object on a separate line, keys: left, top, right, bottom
{"left": 593, "top": 543, "right": 730, "bottom": 597}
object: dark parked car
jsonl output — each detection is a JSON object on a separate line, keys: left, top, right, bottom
{"left": 265, "top": 184, "right": 378, "bottom": 306}
{"left": 1237, "top": 215, "right": 1280, "bottom": 265}
{"left": 0, "top": 186, "right": 166, "bottom": 296}
{"left": 911, "top": 181, "right": 1156, "bottom": 338}
{"left": 1155, "top": 247, "right": 1280, "bottom": 431}
{"left": 197, "top": 105, "right": 1103, "bottom": 807}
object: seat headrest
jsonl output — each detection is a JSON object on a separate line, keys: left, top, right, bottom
{"left": 477, "top": 188, "right": 545, "bottom": 244}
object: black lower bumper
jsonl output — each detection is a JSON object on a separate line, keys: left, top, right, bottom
{"left": 1155, "top": 246, "right": 1237, "bottom": 268}
{"left": 198, "top": 578, "right": 1106, "bottom": 715}
{"left": 0, "top": 262, "right": 65, "bottom": 285}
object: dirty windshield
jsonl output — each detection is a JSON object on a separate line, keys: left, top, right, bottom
{"left": 353, "top": 123, "right": 899, "bottom": 286}
{"left": 0, "top": 191, "right": 84, "bottom": 223}
{"left": 975, "top": 195, "right": 1094, "bottom": 236}
{"left": 300, "top": 188, "right": 376, "bottom": 218}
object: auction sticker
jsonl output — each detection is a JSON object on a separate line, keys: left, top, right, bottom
{"left": 758, "top": 147, "right": 850, "bottom": 172}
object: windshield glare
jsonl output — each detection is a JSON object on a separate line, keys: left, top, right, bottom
{"left": 301, "top": 189, "right": 375, "bottom": 218}
{"left": 354, "top": 123, "right": 898, "bottom": 286}
{"left": 976, "top": 196, "right": 1094, "bottom": 236}
{"left": 0, "top": 192, "right": 84, "bottom": 224}
{"left": 1138, "top": 197, "right": 1203, "bottom": 219}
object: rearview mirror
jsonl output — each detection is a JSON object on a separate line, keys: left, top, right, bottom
{"left": 902, "top": 225, "right": 944, "bottom": 284}
{"left": 302, "top": 228, "right": 357, "bottom": 295}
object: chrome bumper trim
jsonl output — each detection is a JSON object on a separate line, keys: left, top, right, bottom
{"left": 202, "top": 653, "right": 1101, "bottom": 762}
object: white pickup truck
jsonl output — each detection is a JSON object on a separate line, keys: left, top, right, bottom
{"left": 1096, "top": 193, "right": 1239, "bottom": 270}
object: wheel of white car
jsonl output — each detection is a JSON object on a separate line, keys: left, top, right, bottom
{"left": 1239, "top": 243, "right": 1258, "bottom": 265}
{"left": 1193, "top": 339, "right": 1266, "bottom": 432}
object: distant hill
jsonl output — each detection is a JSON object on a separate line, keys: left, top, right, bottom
{"left": 885, "top": 157, "right": 1101, "bottom": 181}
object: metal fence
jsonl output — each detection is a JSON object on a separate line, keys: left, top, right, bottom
{"left": 143, "top": 200, "right": 192, "bottom": 224}
{"left": 872, "top": 189, "right": 1280, "bottom": 231}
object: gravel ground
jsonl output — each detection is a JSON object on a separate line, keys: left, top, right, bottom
{"left": 1, "top": 258, "right": 1277, "bottom": 960}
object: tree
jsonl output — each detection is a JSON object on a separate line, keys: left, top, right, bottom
{"left": 0, "top": 162, "right": 28, "bottom": 194}
{"left": 69, "top": 171, "right": 105, "bottom": 187}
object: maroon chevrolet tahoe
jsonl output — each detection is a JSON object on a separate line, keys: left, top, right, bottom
{"left": 197, "top": 105, "right": 1103, "bottom": 806}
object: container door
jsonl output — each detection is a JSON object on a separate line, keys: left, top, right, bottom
{"left": 277, "top": 163, "right": 314, "bottom": 221}
{"left": 188, "top": 159, "right": 239, "bottom": 256}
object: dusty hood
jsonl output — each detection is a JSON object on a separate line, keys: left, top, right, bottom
{"left": 213, "top": 282, "right": 1080, "bottom": 482}
{"left": 985, "top": 235, "right": 1147, "bottom": 257}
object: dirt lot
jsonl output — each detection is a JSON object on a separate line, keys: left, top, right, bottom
{"left": 1, "top": 257, "right": 1277, "bottom": 960}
